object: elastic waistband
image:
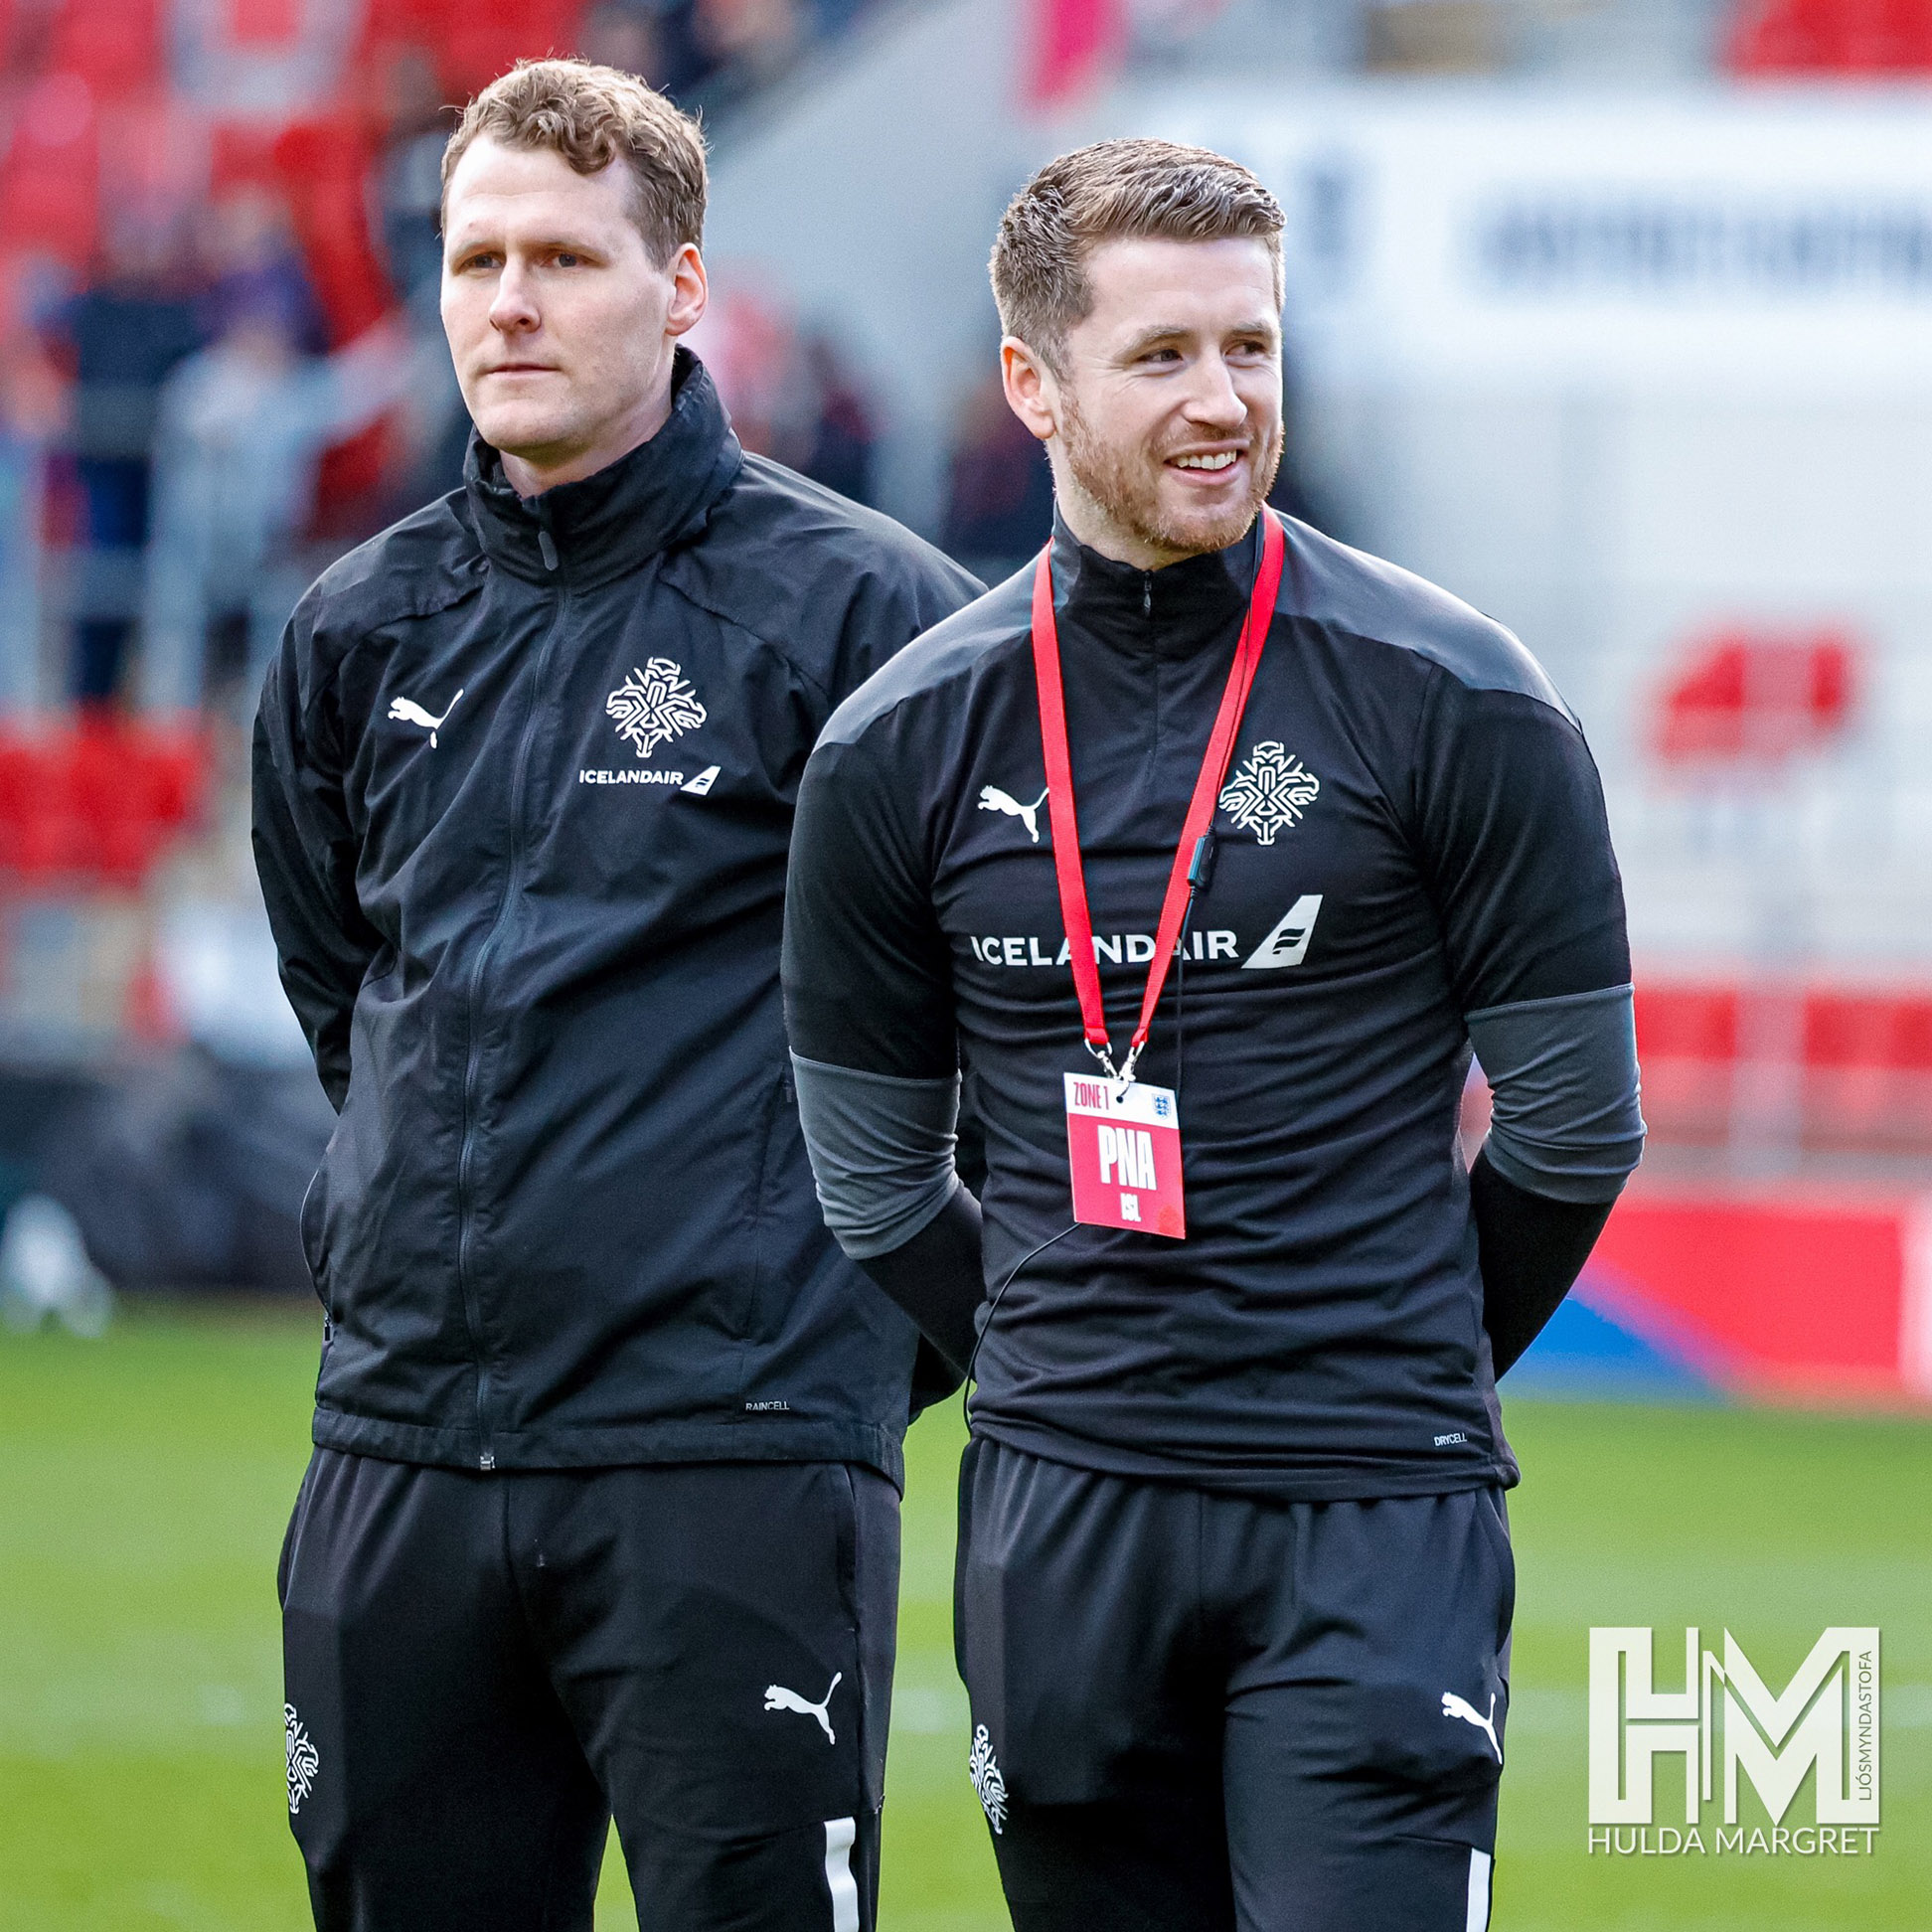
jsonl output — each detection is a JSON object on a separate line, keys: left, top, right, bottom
{"left": 312, "top": 1405, "right": 907, "bottom": 1492}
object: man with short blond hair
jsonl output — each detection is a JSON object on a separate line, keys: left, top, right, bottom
{"left": 784, "top": 138, "right": 1642, "bottom": 1929}
{"left": 439, "top": 57, "right": 708, "bottom": 265}
{"left": 255, "top": 57, "right": 977, "bottom": 1932}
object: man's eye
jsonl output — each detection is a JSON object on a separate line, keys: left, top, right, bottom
{"left": 554, "top": 252, "right": 583, "bottom": 268}
{"left": 457, "top": 253, "right": 498, "bottom": 273}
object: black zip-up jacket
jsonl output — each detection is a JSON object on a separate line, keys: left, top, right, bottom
{"left": 252, "top": 352, "right": 979, "bottom": 1481}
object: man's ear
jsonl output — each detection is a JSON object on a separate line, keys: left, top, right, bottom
{"left": 665, "top": 243, "right": 708, "bottom": 338}
{"left": 1000, "top": 337, "right": 1057, "bottom": 444}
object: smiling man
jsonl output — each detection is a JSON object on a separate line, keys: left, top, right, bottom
{"left": 252, "top": 59, "right": 977, "bottom": 1932}
{"left": 783, "top": 141, "right": 1644, "bottom": 1929}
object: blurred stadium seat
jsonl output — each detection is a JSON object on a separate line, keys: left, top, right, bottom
{"left": 1638, "top": 981, "right": 1932, "bottom": 1156}
{"left": 1730, "top": 0, "right": 1932, "bottom": 73}
{"left": 0, "top": 72, "right": 101, "bottom": 269}
{"left": 361, "top": 0, "right": 591, "bottom": 97}
{"left": 0, "top": 718, "right": 210, "bottom": 889}
{"left": 47, "top": 0, "right": 166, "bottom": 102}
{"left": 1655, "top": 629, "right": 1855, "bottom": 764}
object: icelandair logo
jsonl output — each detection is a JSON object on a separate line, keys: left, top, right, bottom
{"left": 578, "top": 764, "right": 722, "bottom": 794}
{"left": 967, "top": 897, "right": 1322, "bottom": 973}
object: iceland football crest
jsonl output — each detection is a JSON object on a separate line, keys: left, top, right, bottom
{"left": 606, "top": 658, "right": 708, "bottom": 759}
{"left": 285, "top": 1702, "right": 319, "bottom": 1814}
{"left": 1217, "top": 741, "right": 1320, "bottom": 845}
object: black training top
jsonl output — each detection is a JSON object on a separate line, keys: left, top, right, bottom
{"left": 783, "top": 513, "right": 1631, "bottom": 1500}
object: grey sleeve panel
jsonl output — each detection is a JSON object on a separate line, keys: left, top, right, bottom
{"left": 790, "top": 1051, "right": 962, "bottom": 1261}
{"left": 1465, "top": 984, "right": 1646, "bottom": 1205}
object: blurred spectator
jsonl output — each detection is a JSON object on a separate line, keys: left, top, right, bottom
{"left": 370, "top": 45, "right": 473, "bottom": 512}
{"left": 2, "top": 0, "right": 891, "bottom": 730}
{"left": 580, "top": 0, "right": 668, "bottom": 82}
{"left": 690, "top": 0, "right": 804, "bottom": 106}
{"left": 374, "top": 45, "right": 453, "bottom": 322}
{"left": 941, "top": 369, "right": 1053, "bottom": 580}
{"left": 695, "top": 279, "right": 799, "bottom": 454}
{"left": 0, "top": 282, "right": 67, "bottom": 714}
{"left": 172, "top": 0, "right": 360, "bottom": 120}
{"left": 696, "top": 285, "right": 881, "bottom": 504}
{"left": 140, "top": 301, "right": 411, "bottom": 713}
{"left": 44, "top": 217, "right": 206, "bottom": 707}
{"left": 199, "top": 188, "right": 328, "bottom": 355}
{"left": 797, "top": 332, "right": 878, "bottom": 506}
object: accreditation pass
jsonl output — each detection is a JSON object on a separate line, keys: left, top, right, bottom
{"left": 1063, "top": 1072, "right": 1186, "bottom": 1240}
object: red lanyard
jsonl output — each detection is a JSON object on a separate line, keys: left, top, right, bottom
{"left": 1030, "top": 509, "right": 1287, "bottom": 1087}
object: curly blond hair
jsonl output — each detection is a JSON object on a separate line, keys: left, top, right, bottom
{"left": 441, "top": 58, "right": 707, "bottom": 265}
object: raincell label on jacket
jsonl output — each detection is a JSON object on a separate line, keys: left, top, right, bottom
{"left": 578, "top": 768, "right": 686, "bottom": 785}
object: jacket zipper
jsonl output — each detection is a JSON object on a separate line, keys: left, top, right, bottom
{"left": 454, "top": 507, "right": 570, "bottom": 1470}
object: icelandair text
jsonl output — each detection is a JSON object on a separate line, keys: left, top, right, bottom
{"left": 969, "top": 931, "right": 1238, "bottom": 967}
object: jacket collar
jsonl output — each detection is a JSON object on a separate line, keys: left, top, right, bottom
{"left": 464, "top": 348, "right": 744, "bottom": 588}
{"left": 1047, "top": 508, "right": 1260, "bottom": 660}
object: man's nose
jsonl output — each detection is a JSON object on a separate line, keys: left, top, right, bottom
{"left": 1182, "top": 354, "right": 1248, "bottom": 428}
{"left": 488, "top": 262, "right": 541, "bottom": 334}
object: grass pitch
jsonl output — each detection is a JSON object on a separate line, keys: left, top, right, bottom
{"left": 1, "top": 1302, "right": 1926, "bottom": 1931}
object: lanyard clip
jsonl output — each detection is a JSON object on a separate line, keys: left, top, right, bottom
{"left": 1087, "top": 1039, "right": 1137, "bottom": 1098}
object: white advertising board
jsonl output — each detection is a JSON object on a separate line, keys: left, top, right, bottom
{"left": 1126, "top": 84, "right": 1932, "bottom": 973}
{"left": 1139, "top": 84, "right": 1932, "bottom": 395}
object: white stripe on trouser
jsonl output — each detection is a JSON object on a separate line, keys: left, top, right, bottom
{"left": 1465, "top": 1848, "right": 1493, "bottom": 1932}
{"left": 824, "top": 1817, "right": 860, "bottom": 1932}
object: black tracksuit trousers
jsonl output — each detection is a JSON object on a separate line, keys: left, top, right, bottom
{"left": 279, "top": 1450, "right": 898, "bottom": 1932}
{"left": 955, "top": 1438, "right": 1513, "bottom": 1932}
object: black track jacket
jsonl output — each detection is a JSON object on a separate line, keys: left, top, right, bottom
{"left": 253, "top": 352, "right": 979, "bottom": 1481}
{"left": 784, "top": 516, "right": 1633, "bottom": 1500}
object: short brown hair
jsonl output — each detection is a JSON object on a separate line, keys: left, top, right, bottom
{"left": 441, "top": 59, "right": 707, "bottom": 266}
{"left": 990, "top": 139, "right": 1284, "bottom": 370}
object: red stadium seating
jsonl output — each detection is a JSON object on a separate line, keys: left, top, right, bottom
{"left": 230, "top": 0, "right": 306, "bottom": 44}
{"left": 0, "top": 72, "right": 100, "bottom": 268}
{"left": 360, "top": 0, "right": 588, "bottom": 96}
{"left": 1637, "top": 980, "right": 1932, "bottom": 1153}
{"left": 1655, "top": 628, "right": 1854, "bottom": 763}
{"left": 1029, "top": 0, "right": 1126, "bottom": 103}
{"left": 46, "top": 0, "right": 164, "bottom": 102}
{"left": 270, "top": 117, "right": 397, "bottom": 520}
{"left": 6, "top": 0, "right": 605, "bottom": 537}
{"left": 271, "top": 118, "right": 392, "bottom": 343}
{"left": 0, "top": 721, "right": 212, "bottom": 890}
{"left": 1730, "top": 0, "right": 1932, "bottom": 73}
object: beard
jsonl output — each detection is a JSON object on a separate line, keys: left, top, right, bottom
{"left": 1060, "top": 391, "right": 1284, "bottom": 563}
